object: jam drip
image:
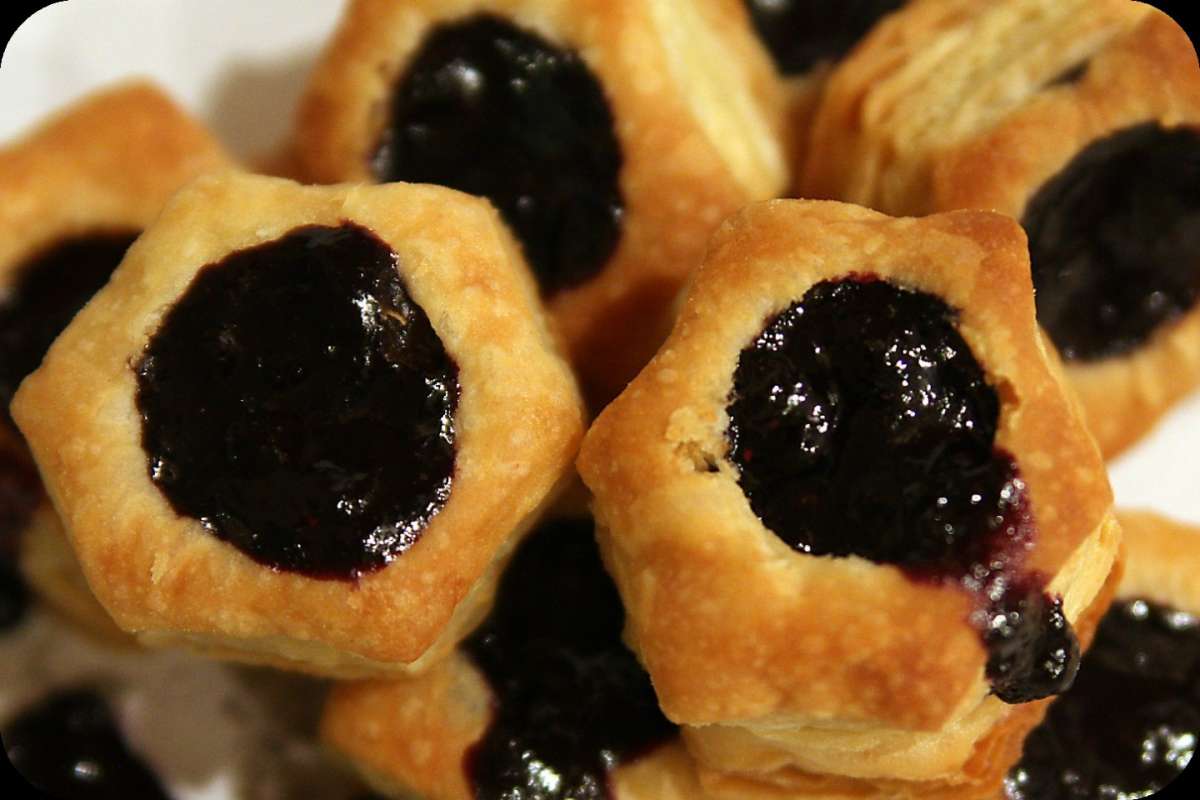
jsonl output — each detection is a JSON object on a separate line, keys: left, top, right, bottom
{"left": 464, "top": 519, "right": 675, "bottom": 799}
{"left": 136, "top": 223, "right": 459, "bottom": 580}
{"left": 1006, "top": 599, "right": 1200, "bottom": 799}
{"left": 4, "top": 688, "right": 171, "bottom": 799}
{"left": 745, "top": 0, "right": 905, "bottom": 75}
{"left": 726, "top": 278, "right": 1079, "bottom": 703}
{"left": 1023, "top": 123, "right": 1200, "bottom": 362}
{"left": 374, "top": 14, "right": 624, "bottom": 296}
{"left": 0, "top": 231, "right": 138, "bottom": 428}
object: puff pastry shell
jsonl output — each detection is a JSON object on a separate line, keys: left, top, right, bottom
{"left": 577, "top": 201, "right": 1120, "bottom": 788}
{"left": 295, "top": 0, "right": 788, "bottom": 404}
{"left": 11, "top": 172, "right": 585, "bottom": 678}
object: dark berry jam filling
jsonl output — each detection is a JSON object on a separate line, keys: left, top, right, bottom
{"left": 744, "top": 0, "right": 905, "bottom": 75}
{"left": 726, "top": 277, "right": 1079, "bottom": 703}
{"left": 3, "top": 688, "right": 171, "bottom": 799}
{"left": 0, "top": 231, "right": 138, "bottom": 428}
{"left": 0, "top": 456, "right": 41, "bottom": 632}
{"left": 135, "top": 223, "right": 459, "bottom": 580}
{"left": 1023, "top": 123, "right": 1200, "bottom": 362}
{"left": 1006, "top": 598, "right": 1200, "bottom": 799}
{"left": 374, "top": 14, "right": 624, "bottom": 296}
{"left": 464, "top": 519, "right": 675, "bottom": 799}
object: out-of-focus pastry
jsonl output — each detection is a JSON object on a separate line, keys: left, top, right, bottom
{"left": 322, "top": 517, "right": 698, "bottom": 800}
{"left": 578, "top": 201, "right": 1120, "bottom": 798}
{"left": 739, "top": 0, "right": 908, "bottom": 181}
{"left": 1001, "top": 510, "right": 1199, "bottom": 799}
{"left": 295, "top": 0, "right": 788, "bottom": 404}
{"left": 0, "top": 82, "right": 230, "bottom": 640}
{"left": 804, "top": 0, "right": 1200, "bottom": 458}
{"left": 12, "top": 172, "right": 585, "bottom": 678}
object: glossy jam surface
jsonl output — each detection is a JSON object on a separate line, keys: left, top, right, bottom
{"left": 726, "top": 278, "right": 1079, "bottom": 703}
{"left": 0, "top": 232, "right": 138, "bottom": 427}
{"left": 374, "top": 14, "right": 623, "bottom": 296}
{"left": 3, "top": 688, "right": 171, "bottom": 799}
{"left": 0, "top": 456, "right": 40, "bottom": 632}
{"left": 464, "top": 519, "right": 675, "bottom": 799}
{"left": 1006, "top": 599, "right": 1199, "bottom": 799}
{"left": 745, "top": 0, "right": 905, "bottom": 75}
{"left": 136, "top": 224, "right": 459, "bottom": 580}
{"left": 1023, "top": 123, "right": 1200, "bottom": 362}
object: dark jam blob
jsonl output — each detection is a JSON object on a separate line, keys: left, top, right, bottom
{"left": 374, "top": 14, "right": 624, "bottom": 296}
{"left": 1023, "top": 123, "right": 1200, "bottom": 362}
{"left": 135, "top": 224, "right": 459, "bottom": 580}
{"left": 744, "top": 0, "right": 905, "bottom": 75}
{"left": 0, "top": 456, "right": 41, "bottom": 632}
{"left": 0, "top": 232, "right": 138, "bottom": 428}
{"left": 3, "top": 688, "right": 171, "bottom": 799}
{"left": 726, "top": 278, "right": 1079, "bottom": 703}
{"left": 464, "top": 519, "right": 675, "bottom": 800}
{"left": 1006, "top": 599, "right": 1200, "bottom": 799}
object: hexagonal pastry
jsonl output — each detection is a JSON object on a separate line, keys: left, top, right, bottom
{"left": 12, "top": 172, "right": 585, "bottom": 677}
{"left": 578, "top": 201, "right": 1121, "bottom": 798}
{"left": 739, "top": 0, "right": 908, "bottom": 180}
{"left": 322, "top": 516, "right": 706, "bottom": 799}
{"left": 803, "top": 0, "right": 1200, "bottom": 459}
{"left": 0, "top": 81, "right": 231, "bottom": 639}
{"left": 295, "top": 0, "right": 788, "bottom": 404}
{"left": 997, "top": 509, "right": 1200, "bottom": 800}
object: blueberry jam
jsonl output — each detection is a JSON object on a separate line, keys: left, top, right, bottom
{"left": 374, "top": 14, "right": 624, "bottom": 296}
{"left": 464, "top": 519, "right": 676, "bottom": 799}
{"left": 3, "top": 688, "right": 171, "bottom": 799}
{"left": 1023, "top": 123, "right": 1200, "bottom": 362}
{"left": 0, "top": 231, "right": 138, "bottom": 428}
{"left": 726, "top": 278, "right": 1079, "bottom": 703}
{"left": 135, "top": 223, "right": 459, "bottom": 580}
{"left": 744, "top": 0, "right": 905, "bottom": 75}
{"left": 0, "top": 456, "right": 41, "bottom": 631}
{"left": 1006, "top": 599, "right": 1200, "bottom": 799}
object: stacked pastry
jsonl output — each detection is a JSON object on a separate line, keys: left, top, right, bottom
{"left": 1, "top": 1, "right": 1198, "bottom": 800}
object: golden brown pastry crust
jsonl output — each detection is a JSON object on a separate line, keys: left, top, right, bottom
{"left": 322, "top": 651, "right": 706, "bottom": 800}
{"left": 19, "top": 503, "right": 132, "bottom": 646}
{"left": 803, "top": 1, "right": 1200, "bottom": 459}
{"left": 688, "top": 561, "right": 1122, "bottom": 799}
{"left": 295, "top": 0, "right": 788, "bottom": 404}
{"left": 12, "top": 172, "right": 585, "bottom": 678}
{"left": 578, "top": 201, "right": 1119, "bottom": 776}
{"left": 0, "top": 81, "right": 231, "bottom": 452}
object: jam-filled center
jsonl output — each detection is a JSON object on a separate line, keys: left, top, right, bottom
{"left": 1006, "top": 598, "right": 1200, "bottom": 799}
{"left": 726, "top": 277, "right": 1078, "bottom": 703}
{"left": 744, "top": 0, "right": 905, "bottom": 75}
{"left": 135, "top": 223, "right": 459, "bottom": 580}
{"left": 1023, "top": 123, "right": 1200, "bottom": 362}
{"left": 0, "top": 231, "right": 138, "bottom": 428}
{"left": 3, "top": 688, "right": 170, "bottom": 799}
{"left": 374, "top": 14, "right": 624, "bottom": 296}
{"left": 464, "top": 519, "right": 675, "bottom": 799}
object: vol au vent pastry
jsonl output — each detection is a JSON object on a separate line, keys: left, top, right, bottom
{"left": 1002, "top": 510, "right": 1200, "bottom": 800}
{"left": 803, "top": 0, "right": 1200, "bottom": 459}
{"left": 0, "top": 82, "right": 230, "bottom": 641}
{"left": 577, "top": 201, "right": 1121, "bottom": 798}
{"left": 322, "top": 516, "right": 707, "bottom": 800}
{"left": 295, "top": 0, "right": 788, "bottom": 404}
{"left": 11, "top": 172, "right": 585, "bottom": 678}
